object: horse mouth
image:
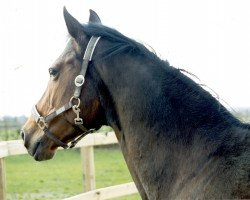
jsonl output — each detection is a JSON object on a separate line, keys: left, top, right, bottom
{"left": 30, "top": 141, "right": 56, "bottom": 161}
{"left": 31, "top": 141, "right": 40, "bottom": 157}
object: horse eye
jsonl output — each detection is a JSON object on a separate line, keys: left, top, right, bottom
{"left": 48, "top": 68, "right": 59, "bottom": 78}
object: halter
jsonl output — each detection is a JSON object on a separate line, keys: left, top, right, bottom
{"left": 31, "top": 36, "right": 101, "bottom": 149}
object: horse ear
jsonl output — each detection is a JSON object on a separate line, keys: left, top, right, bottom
{"left": 63, "top": 7, "right": 84, "bottom": 39}
{"left": 89, "top": 9, "right": 102, "bottom": 24}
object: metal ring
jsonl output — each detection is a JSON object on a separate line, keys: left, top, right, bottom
{"left": 37, "top": 117, "right": 47, "bottom": 130}
{"left": 74, "top": 75, "right": 85, "bottom": 87}
{"left": 70, "top": 96, "right": 81, "bottom": 107}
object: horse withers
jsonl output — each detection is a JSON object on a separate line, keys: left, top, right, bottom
{"left": 21, "top": 8, "right": 249, "bottom": 199}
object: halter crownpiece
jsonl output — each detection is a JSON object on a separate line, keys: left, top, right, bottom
{"left": 31, "top": 36, "right": 101, "bottom": 149}
{"left": 74, "top": 36, "right": 101, "bottom": 98}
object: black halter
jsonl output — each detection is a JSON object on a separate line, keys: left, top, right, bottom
{"left": 31, "top": 36, "right": 101, "bottom": 149}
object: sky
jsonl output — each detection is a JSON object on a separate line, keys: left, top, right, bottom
{"left": 1, "top": 0, "right": 250, "bottom": 116}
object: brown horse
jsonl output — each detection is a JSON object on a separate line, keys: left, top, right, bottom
{"left": 21, "top": 8, "right": 249, "bottom": 199}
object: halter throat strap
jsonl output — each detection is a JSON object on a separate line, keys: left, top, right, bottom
{"left": 31, "top": 36, "right": 101, "bottom": 149}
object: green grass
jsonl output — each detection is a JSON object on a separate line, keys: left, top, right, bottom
{"left": 5, "top": 146, "right": 140, "bottom": 200}
{"left": 0, "top": 130, "right": 20, "bottom": 141}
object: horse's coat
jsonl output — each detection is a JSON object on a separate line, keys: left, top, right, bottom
{"left": 21, "top": 8, "right": 250, "bottom": 199}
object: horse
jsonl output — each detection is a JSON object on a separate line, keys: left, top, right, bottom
{"left": 21, "top": 8, "right": 250, "bottom": 199}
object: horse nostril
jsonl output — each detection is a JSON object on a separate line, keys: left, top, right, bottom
{"left": 20, "top": 130, "right": 25, "bottom": 141}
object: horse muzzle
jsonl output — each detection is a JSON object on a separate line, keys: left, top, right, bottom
{"left": 20, "top": 126, "right": 57, "bottom": 161}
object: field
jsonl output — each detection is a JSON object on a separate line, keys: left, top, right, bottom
{"left": 5, "top": 146, "right": 140, "bottom": 200}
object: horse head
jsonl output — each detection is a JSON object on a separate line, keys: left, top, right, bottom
{"left": 21, "top": 8, "right": 106, "bottom": 161}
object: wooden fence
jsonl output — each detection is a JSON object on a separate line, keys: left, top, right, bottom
{"left": 0, "top": 132, "right": 138, "bottom": 200}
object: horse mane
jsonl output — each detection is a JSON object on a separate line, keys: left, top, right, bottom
{"left": 81, "top": 23, "right": 250, "bottom": 131}
{"left": 82, "top": 23, "right": 161, "bottom": 61}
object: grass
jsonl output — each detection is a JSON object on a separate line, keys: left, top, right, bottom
{"left": 0, "top": 130, "right": 20, "bottom": 141}
{"left": 5, "top": 146, "right": 140, "bottom": 200}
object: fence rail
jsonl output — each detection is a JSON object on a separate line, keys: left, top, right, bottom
{"left": 0, "top": 132, "right": 138, "bottom": 200}
{"left": 65, "top": 182, "right": 137, "bottom": 200}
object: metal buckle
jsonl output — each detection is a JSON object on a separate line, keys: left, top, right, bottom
{"left": 74, "top": 118, "right": 83, "bottom": 125}
{"left": 74, "top": 75, "right": 85, "bottom": 87}
{"left": 37, "top": 117, "right": 48, "bottom": 130}
{"left": 72, "top": 105, "right": 83, "bottom": 125}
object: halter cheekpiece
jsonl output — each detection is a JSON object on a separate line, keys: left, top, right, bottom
{"left": 31, "top": 36, "right": 101, "bottom": 149}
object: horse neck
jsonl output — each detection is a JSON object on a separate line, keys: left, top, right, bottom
{"left": 98, "top": 53, "right": 241, "bottom": 137}
{"left": 96, "top": 54, "right": 250, "bottom": 199}
{"left": 96, "top": 54, "right": 250, "bottom": 198}
{"left": 98, "top": 54, "right": 230, "bottom": 156}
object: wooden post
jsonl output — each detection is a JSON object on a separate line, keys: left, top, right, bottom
{"left": 81, "top": 146, "right": 95, "bottom": 192}
{"left": 0, "top": 158, "right": 6, "bottom": 200}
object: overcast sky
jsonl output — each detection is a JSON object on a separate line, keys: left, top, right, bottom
{"left": 1, "top": 0, "right": 250, "bottom": 116}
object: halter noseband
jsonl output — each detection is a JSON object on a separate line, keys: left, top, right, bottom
{"left": 31, "top": 36, "right": 101, "bottom": 149}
